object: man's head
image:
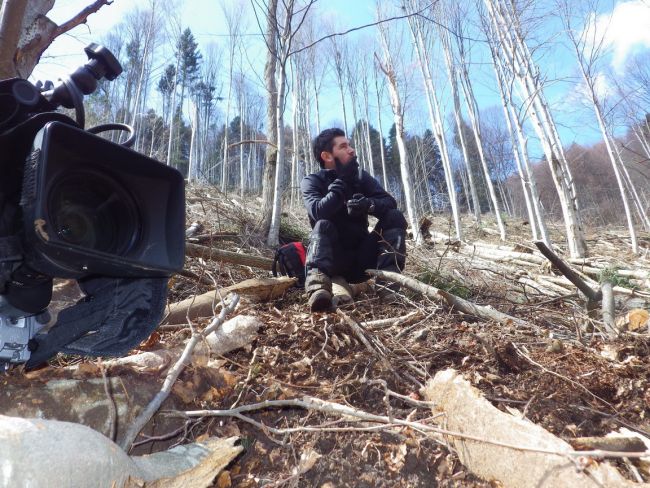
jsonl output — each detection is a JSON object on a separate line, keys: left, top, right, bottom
{"left": 313, "top": 128, "right": 356, "bottom": 170}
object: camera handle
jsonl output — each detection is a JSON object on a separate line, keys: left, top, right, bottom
{"left": 38, "top": 43, "right": 122, "bottom": 129}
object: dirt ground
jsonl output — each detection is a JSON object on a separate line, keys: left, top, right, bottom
{"left": 7, "top": 186, "right": 650, "bottom": 487}
{"left": 166, "top": 188, "right": 650, "bottom": 486}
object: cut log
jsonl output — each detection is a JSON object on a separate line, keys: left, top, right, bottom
{"left": 601, "top": 281, "right": 617, "bottom": 337}
{"left": 185, "top": 242, "right": 273, "bottom": 270}
{"left": 205, "top": 315, "right": 262, "bottom": 355}
{"left": 366, "top": 269, "right": 530, "bottom": 328}
{"left": 423, "top": 369, "right": 650, "bottom": 488}
{"left": 0, "top": 415, "right": 241, "bottom": 487}
{"left": 164, "top": 276, "right": 295, "bottom": 324}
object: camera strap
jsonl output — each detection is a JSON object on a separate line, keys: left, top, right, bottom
{"left": 25, "top": 276, "right": 168, "bottom": 368}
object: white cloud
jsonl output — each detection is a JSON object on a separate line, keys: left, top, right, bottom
{"left": 588, "top": 0, "right": 650, "bottom": 72}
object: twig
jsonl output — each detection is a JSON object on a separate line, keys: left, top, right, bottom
{"left": 511, "top": 343, "right": 615, "bottom": 410}
{"left": 98, "top": 359, "right": 117, "bottom": 442}
{"left": 366, "top": 269, "right": 531, "bottom": 328}
{"left": 119, "top": 294, "right": 240, "bottom": 452}
{"left": 363, "top": 310, "right": 425, "bottom": 329}
{"left": 174, "top": 396, "right": 649, "bottom": 460}
{"left": 336, "top": 309, "right": 408, "bottom": 384}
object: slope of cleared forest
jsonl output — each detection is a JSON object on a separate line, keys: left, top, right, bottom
{"left": 5, "top": 185, "right": 649, "bottom": 487}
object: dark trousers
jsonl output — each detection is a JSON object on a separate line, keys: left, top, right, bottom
{"left": 306, "top": 209, "right": 407, "bottom": 284}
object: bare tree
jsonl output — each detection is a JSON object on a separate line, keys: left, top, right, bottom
{"left": 376, "top": 3, "right": 421, "bottom": 242}
{"left": 485, "top": 0, "right": 587, "bottom": 257}
{"left": 0, "top": 0, "right": 112, "bottom": 78}
{"left": 405, "top": 0, "right": 461, "bottom": 240}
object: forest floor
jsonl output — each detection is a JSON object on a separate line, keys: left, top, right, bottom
{"left": 7, "top": 185, "right": 650, "bottom": 487}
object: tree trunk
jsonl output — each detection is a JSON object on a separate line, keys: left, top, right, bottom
{"left": 259, "top": 0, "right": 279, "bottom": 238}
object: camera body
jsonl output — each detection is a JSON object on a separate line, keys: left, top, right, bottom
{"left": 0, "top": 45, "right": 185, "bottom": 367}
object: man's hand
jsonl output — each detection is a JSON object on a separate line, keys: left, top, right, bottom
{"left": 347, "top": 193, "right": 372, "bottom": 218}
{"left": 328, "top": 179, "right": 348, "bottom": 198}
{"left": 335, "top": 156, "right": 360, "bottom": 184}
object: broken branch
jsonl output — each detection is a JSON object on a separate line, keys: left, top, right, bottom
{"left": 120, "top": 294, "right": 240, "bottom": 452}
{"left": 534, "top": 241, "right": 602, "bottom": 302}
{"left": 366, "top": 269, "right": 530, "bottom": 328}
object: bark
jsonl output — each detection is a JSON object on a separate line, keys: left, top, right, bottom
{"left": 0, "top": 416, "right": 241, "bottom": 487}
{"left": 423, "top": 369, "right": 649, "bottom": 488}
{"left": 259, "top": 0, "right": 279, "bottom": 237}
{"left": 0, "top": 0, "right": 27, "bottom": 78}
{"left": 185, "top": 242, "right": 273, "bottom": 270}
{"left": 534, "top": 241, "right": 601, "bottom": 302}
{"left": 406, "top": 8, "right": 462, "bottom": 239}
{"left": 366, "top": 269, "right": 530, "bottom": 328}
{"left": 485, "top": 0, "right": 587, "bottom": 257}
{"left": 448, "top": 4, "right": 506, "bottom": 240}
{"left": 377, "top": 19, "right": 421, "bottom": 242}
{"left": 164, "top": 277, "right": 295, "bottom": 325}
{"left": 0, "top": 0, "right": 111, "bottom": 79}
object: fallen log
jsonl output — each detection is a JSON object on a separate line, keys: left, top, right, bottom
{"left": 185, "top": 242, "right": 273, "bottom": 270}
{"left": 164, "top": 276, "right": 295, "bottom": 324}
{"left": 423, "top": 369, "right": 650, "bottom": 488}
{"left": 366, "top": 269, "right": 530, "bottom": 328}
{"left": 0, "top": 415, "right": 241, "bottom": 488}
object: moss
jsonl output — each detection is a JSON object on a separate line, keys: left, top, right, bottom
{"left": 598, "top": 266, "right": 634, "bottom": 289}
{"left": 416, "top": 270, "right": 472, "bottom": 299}
{"left": 279, "top": 218, "right": 309, "bottom": 244}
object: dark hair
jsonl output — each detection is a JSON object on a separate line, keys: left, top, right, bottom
{"left": 313, "top": 128, "right": 345, "bottom": 167}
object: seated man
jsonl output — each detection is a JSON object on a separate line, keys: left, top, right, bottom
{"left": 301, "top": 128, "right": 407, "bottom": 312}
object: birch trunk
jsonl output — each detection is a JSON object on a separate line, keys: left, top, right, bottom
{"left": 406, "top": 9, "right": 462, "bottom": 240}
{"left": 259, "top": 0, "right": 279, "bottom": 237}
{"left": 377, "top": 22, "right": 421, "bottom": 243}
{"left": 438, "top": 10, "right": 481, "bottom": 223}
{"left": 450, "top": 9, "right": 506, "bottom": 240}
{"left": 486, "top": 0, "right": 586, "bottom": 257}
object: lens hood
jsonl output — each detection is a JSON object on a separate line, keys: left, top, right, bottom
{"left": 20, "top": 121, "right": 185, "bottom": 278}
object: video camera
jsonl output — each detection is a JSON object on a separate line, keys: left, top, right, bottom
{"left": 0, "top": 44, "right": 185, "bottom": 368}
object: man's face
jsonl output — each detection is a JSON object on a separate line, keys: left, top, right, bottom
{"left": 322, "top": 136, "right": 355, "bottom": 169}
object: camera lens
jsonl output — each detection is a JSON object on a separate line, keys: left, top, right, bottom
{"left": 47, "top": 171, "right": 140, "bottom": 255}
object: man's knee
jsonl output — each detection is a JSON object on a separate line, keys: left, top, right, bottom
{"left": 378, "top": 209, "right": 407, "bottom": 231}
{"left": 311, "top": 219, "right": 338, "bottom": 237}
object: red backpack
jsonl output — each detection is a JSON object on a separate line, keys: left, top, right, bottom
{"left": 272, "top": 242, "right": 307, "bottom": 287}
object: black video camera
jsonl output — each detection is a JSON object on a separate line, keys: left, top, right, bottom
{"left": 0, "top": 44, "right": 185, "bottom": 368}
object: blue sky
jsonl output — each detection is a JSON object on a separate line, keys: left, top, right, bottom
{"left": 33, "top": 0, "right": 650, "bottom": 159}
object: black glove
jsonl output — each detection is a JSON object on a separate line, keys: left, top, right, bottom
{"left": 335, "top": 156, "right": 360, "bottom": 184}
{"left": 327, "top": 178, "right": 348, "bottom": 198}
{"left": 347, "top": 193, "right": 372, "bottom": 218}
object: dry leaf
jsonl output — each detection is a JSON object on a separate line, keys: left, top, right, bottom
{"left": 386, "top": 444, "right": 407, "bottom": 472}
{"left": 293, "top": 448, "right": 321, "bottom": 476}
{"left": 172, "top": 381, "right": 196, "bottom": 404}
{"left": 216, "top": 471, "right": 232, "bottom": 488}
{"left": 192, "top": 339, "right": 210, "bottom": 367}
{"left": 139, "top": 331, "right": 161, "bottom": 350}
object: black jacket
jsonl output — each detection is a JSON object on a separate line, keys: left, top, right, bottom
{"left": 301, "top": 169, "right": 397, "bottom": 245}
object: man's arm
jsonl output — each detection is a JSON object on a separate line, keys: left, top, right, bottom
{"left": 360, "top": 172, "right": 397, "bottom": 216}
{"left": 301, "top": 174, "right": 347, "bottom": 222}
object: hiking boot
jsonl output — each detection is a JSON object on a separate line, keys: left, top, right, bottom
{"left": 305, "top": 270, "right": 333, "bottom": 313}
{"left": 309, "top": 289, "right": 333, "bottom": 312}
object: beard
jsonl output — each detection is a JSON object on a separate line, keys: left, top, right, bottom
{"left": 334, "top": 156, "right": 359, "bottom": 180}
